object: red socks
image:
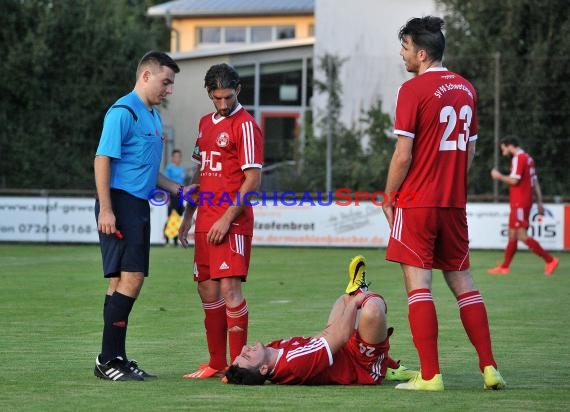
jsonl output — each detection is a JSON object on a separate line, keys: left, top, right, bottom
{"left": 385, "top": 356, "right": 400, "bottom": 370}
{"left": 202, "top": 298, "right": 250, "bottom": 368}
{"left": 407, "top": 289, "right": 440, "bottom": 380}
{"left": 503, "top": 238, "right": 518, "bottom": 267}
{"left": 524, "top": 237, "right": 553, "bottom": 262}
{"left": 227, "top": 299, "right": 249, "bottom": 363}
{"left": 408, "top": 289, "right": 498, "bottom": 377}
{"left": 457, "top": 291, "right": 497, "bottom": 371}
{"left": 203, "top": 298, "right": 228, "bottom": 370}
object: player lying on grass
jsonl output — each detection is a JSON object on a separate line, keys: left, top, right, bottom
{"left": 225, "top": 256, "right": 417, "bottom": 385}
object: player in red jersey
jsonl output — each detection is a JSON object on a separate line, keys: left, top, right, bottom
{"left": 225, "top": 256, "right": 417, "bottom": 385}
{"left": 488, "top": 136, "right": 560, "bottom": 276}
{"left": 382, "top": 17, "right": 505, "bottom": 391}
{"left": 179, "top": 63, "right": 264, "bottom": 379}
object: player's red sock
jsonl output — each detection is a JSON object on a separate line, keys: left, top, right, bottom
{"left": 227, "top": 299, "right": 249, "bottom": 363}
{"left": 407, "top": 288, "right": 439, "bottom": 380}
{"left": 524, "top": 237, "right": 553, "bottom": 262}
{"left": 203, "top": 298, "right": 228, "bottom": 370}
{"left": 503, "top": 238, "right": 518, "bottom": 267}
{"left": 457, "top": 291, "right": 497, "bottom": 372}
{"left": 385, "top": 356, "right": 400, "bottom": 369}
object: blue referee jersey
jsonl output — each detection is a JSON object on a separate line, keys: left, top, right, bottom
{"left": 96, "top": 91, "right": 163, "bottom": 200}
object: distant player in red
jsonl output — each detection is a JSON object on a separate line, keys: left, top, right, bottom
{"left": 488, "top": 136, "right": 560, "bottom": 276}
{"left": 382, "top": 17, "right": 505, "bottom": 391}
{"left": 225, "top": 256, "right": 417, "bottom": 385}
{"left": 179, "top": 63, "right": 264, "bottom": 379}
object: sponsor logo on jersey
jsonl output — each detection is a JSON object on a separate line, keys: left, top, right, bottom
{"left": 200, "top": 151, "right": 222, "bottom": 173}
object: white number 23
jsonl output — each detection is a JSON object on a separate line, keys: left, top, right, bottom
{"left": 439, "top": 105, "right": 472, "bottom": 151}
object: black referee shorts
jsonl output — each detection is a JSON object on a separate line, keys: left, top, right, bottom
{"left": 95, "top": 189, "right": 150, "bottom": 277}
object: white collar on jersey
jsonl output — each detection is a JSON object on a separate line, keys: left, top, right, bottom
{"left": 425, "top": 66, "right": 448, "bottom": 73}
{"left": 211, "top": 103, "right": 243, "bottom": 124}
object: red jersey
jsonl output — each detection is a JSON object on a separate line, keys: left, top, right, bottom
{"left": 508, "top": 149, "right": 535, "bottom": 208}
{"left": 267, "top": 333, "right": 389, "bottom": 385}
{"left": 192, "top": 104, "right": 263, "bottom": 235}
{"left": 393, "top": 67, "right": 478, "bottom": 208}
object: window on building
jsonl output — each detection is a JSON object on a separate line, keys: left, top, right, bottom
{"left": 260, "top": 60, "right": 302, "bottom": 106}
{"left": 197, "top": 24, "right": 299, "bottom": 46}
{"left": 198, "top": 27, "right": 221, "bottom": 44}
{"left": 226, "top": 26, "right": 246, "bottom": 43}
{"left": 251, "top": 26, "right": 272, "bottom": 43}
{"left": 236, "top": 65, "right": 255, "bottom": 106}
{"left": 308, "top": 24, "right": 315, "bottom": 36}
{"left": 262, "top": 114, "right": 299, "bottom": 164}
{"left": 276, "top": 26, "right": 295, "bottom": 40}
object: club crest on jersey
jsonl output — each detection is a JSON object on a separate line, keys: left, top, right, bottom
{"left": 216, "top": 132, "right": 229, "bottom": 148}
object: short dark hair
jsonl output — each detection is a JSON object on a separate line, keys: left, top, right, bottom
{"left": 500, "top": 136, "right": 520, "bottom": 147}
{"left": 225, "top": 364, "right": 267, "bottom": 385}
{"left": 136, "top": 51, "right": 180, "bottom": 79}
{"left": 399, "top": 16, "right": 445, "bottom": 62}
{"left": 204, "top": 63, "right": 240, "bottom": 92}
{"left": 171, "top": 149, "right": 181, "bottom": 156}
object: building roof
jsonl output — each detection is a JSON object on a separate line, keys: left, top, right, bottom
{"left": 170, "top": 37, "right": 314, "bottom": 61}
{"left": 148, "top": 0, "right": 314, "bottom": 17}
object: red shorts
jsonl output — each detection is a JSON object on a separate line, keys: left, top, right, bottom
{"left": 385, "top": 207, "right": 470, "bottom": 271}
{"left": 509, "top": 205, "right": 530, "bottom": 229}
{"left": 193, "top": 232, "right": 252, "bottom": 282}
{"left": 338, "top": 330, "right": 391, "bottom": 384}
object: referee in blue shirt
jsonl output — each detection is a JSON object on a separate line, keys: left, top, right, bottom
{"left": 93, "top": 51, "right": 187, "bottom": 381}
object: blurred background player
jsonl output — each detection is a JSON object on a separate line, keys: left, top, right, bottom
{"left": 163, "top": 149, "right": 186, "bottom": 246}
{"left": 179, "top": 63, "right": 263, "bottom": 379}
{"left": 382, "top": 17, "right": 505, "bottom": 391}
{"left": 225, "top": 256, "right": 417, "bottom": 385}
{"left": 488, "top": 136, "right": 560, "bottom": 276}
{"left": 93, "top": 51, "right": 187, "bottom": 381}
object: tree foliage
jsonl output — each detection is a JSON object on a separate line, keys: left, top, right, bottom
{"left": 0, "top": 0, "right": 168, "bottom": 189}
{"left": 438, "top": 0, "right": 570, "bottom": 197}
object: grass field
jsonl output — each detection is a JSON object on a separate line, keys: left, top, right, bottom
{"left": 0, "top": 244, "right": 568, "bottom": 411}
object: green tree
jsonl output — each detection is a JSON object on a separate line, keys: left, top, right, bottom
{"left": 438, "top": 0, "right": 570, "bottom": 197}
{"left": 0, "top": 0, "right": 169, "bottom": 189}
{"left": 359, "top": 99, "right": 394, "bottom": 192}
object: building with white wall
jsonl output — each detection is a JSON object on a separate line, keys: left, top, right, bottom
{"left": 313, "top": 0, "right": 441, "bottom": 127}
{"left": 151, "top": 0, "right": 441, "bottom": 184}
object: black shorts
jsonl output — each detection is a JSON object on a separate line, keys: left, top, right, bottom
{"left": 95, "top": 189, "right": 150, "bottom": 277}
